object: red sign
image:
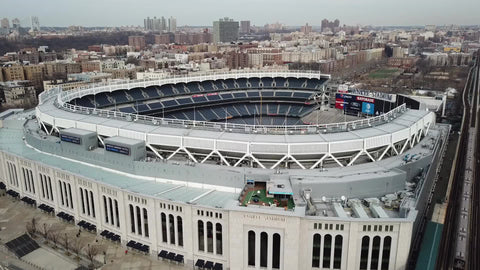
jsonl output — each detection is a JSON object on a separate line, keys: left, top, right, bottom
{"left": 356, "top": 96, "right": 374, "bottom": 103}
{"left": 335, "top": 98, "right": 345, "bottom": 109}
{"left": 192, "top": 94, "right": 204, "bottom": 98}
{"left": 207, "top": 93, "right": 218, "bottom": 96}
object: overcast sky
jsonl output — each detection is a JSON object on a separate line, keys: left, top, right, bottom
{"left": 1, "top": 0, "right": 479, "bottom": 27}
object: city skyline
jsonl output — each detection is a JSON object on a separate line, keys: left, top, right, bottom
{"left": 1, "top": 0, "right": 479, "bottom": 27}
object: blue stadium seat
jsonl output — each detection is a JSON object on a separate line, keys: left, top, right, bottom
{"left": 159, "top": 85, "right": 174, "bottom": 96}
{"left": 287, "top": 78, "right": 303, "bottom": 89}
{"left": 260, "top": 91, "right": 274, "bottom": 97}
{"left": 192, "top": 96, "right": 208, "bottom": 103}
{"left": 148, "top": 102, "right": 163, "bottom": 110}
{"left": 305, "top": 79, "right": 319, "bottom": 89}
{"left": 275, "top": 91, "right": 293, "bottom": 98}
{"left": 273, "top": 77, "right": 286, "bottom": 88}
{"left": 127, "top": 88, "right": 146, "bottom": 100}
{"left": 93, "top": 93, "right": 110, "bottom": 107}
{"left": 162, "top": 100, "right": 178, "bottom": 108}
{"left": 261, "top": 78, "right": 273, "bottom": 88}
{"left": 233, "top": 104, "right": 249, "bottom": 116}
{"left": 136, "top": 104, "right": 150, "bottom": 113}
{"left": 111, "top": 90, "right": 129, "bottom": 103}
{"left": 200, "top": 81, "right": 214, "bottom": 92}
{"left": 186, "top": 82, "right": 200, "bottom": 93}
{"left": 247, "top": 91, "right": 260, "bottom": 98}
{"left": 176, "top": 97, "right": 193, "bottom": 105}
{"left": 292, "top": 92, "right": 312, "bottom": 99}
{"left": 278, "top": 104, "right": 290, "bottom": 114}
{"left": 267, "top": 104, "right": 278, "bottom": 115}
{"left": 248, "top": 78, "right": 260, "bottom": 88}
{"left": 233, "top": 92, "right": 247, "bottom": 99}
{"left": 119, "top": 106, "right": 136, "bottom": 113}
{"left": 223, "top": 79, "right": 236, "bottom": 89}
{"left": 206, "top": 94, "right": 221, "bottom": 101}
{"left": 143, "top": 86, "right": 161, "bottom": 99}
{"left": 236, "top": 78, "right": 248, "bottom": 89}
{"left": 198, "top": 108, "right": 218, "bottom": 120}
{"left": 220, "top": 93, "right": 234, "bottom": 100}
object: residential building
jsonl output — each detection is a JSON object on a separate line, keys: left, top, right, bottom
{"left": 0, "top": 80, "right": 37, "bottom": 107}
{"left": 128, "top": 36, "right": 146, "bottom": 51}
{"left": 2, "top": 64, "right": 25, "bottom": 81}
{"left": 213, "top": 18, "right": 239, "bottom": 43}
{"left": 240, "top": 21, "right": 251, "bottom": 34}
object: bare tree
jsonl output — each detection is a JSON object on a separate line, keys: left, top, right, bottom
{"left": 26, "top": 217, "right": 38, "bottom": 237}
{"left": 61, "top": 233, "right": 70, "bottom": 253}
{"left": 48, "top": 230, "right": 60, "bottom": 247}
{"left": 41, "top": 223, "right": 50, "bottom": 240}
{"left": 84, "top": 244, "right": 99, "bottom": 267}
{"left": 71, "top": 238, "right": 83, "bottom": 259}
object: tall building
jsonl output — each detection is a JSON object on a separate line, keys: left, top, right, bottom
{"left": 240, "top": 21, "right": 251, "bottom": 34}
{"left": 301, "top": 23, "right": 312, "bottom": 35}
{"left": 321, "top": 19, "right": 340, "bottom": 32}
{"left": 168, "top": 17, "right": 177, "bottom": 32}
{"left": 144, "top": 16, "right": 167, "bottom": 32}
{"left": 11, "top": 18, "right": 20, "bottom": 28}
{"left": 213, "top": 17, "right": 239, "bottom": 43}
{"left": 128, "top": 36, "right": 146, "bottom": 51}
{"left": 1, "top": 18, "right": 9, "bottom": 29}
{"left": 30, "top": 16, "right": 40, "bottom": 32}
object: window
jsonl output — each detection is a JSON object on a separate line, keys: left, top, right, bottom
{"left": 59, "top": 182, "right": 65, "bottom": 205}
{"left": 169, "top": 214, "right": 175, "bottom": 244}
{"left": 371, "top": 236, "right": 381, "bottom": 269}
{"left": 68, "top": 184, "right": 73, "bottom": 208}
{"left": 312, "top": 234, "right": 321, "bottom": 267}
{"left": 84, "top": 189, "right": 90, "bottom": 215}
{"left": 129, "top": 204, "right": 135, "bottom": 233}
{"left": 114, "top": 200, "right": 119, "bottom": 228}
{"left": 381, "top": 236, "right": 392, "bottom": 270}
{"left": 177, "top": 216, "right": 183, "bottom": 247}
{"left": 109, "top": 198, "right": 114, "bottom": 225}
{"left": 333, "top": 235, "right": 343, "bottom": 269}
{"left": 103, "top": 196, "right": 109, "bottom": 223}
{"left": 79, "top": 188, "right": 85, "bottom": 214}
{"left": 360, "top": 236, "right": 369, "bottom": 270}
{"left": 323, "top": 234, "right": 332, "bottom": 268}
{"left": 260, "top": 232, "right": 268, "bottom": 267}
{"left": 248, "top": 231, "right": 255, "bottom": 266}
{"left": 143, "top": 208, "right": 149, "bottom": 238}
{"left": 216, "top": 223, "right": 222, "bottom": 255}
{"left": 314, "top": 223, "right": 317, "bottom": 229}
{"left": 198, "top": 220, "right": 204, "bottom": 251}
{"left": 207, "top": 221, "right": 213, "bottom": 253}
{"left": 136, "top": 206, "right": 142, "bottom": 235}
{"left": 89, "top": 191, "right": 95, "bottom": 217}
{"left": 273, "top": 233, "right": 281, "bottom": 269}
{"left": 161, "top": 213, "right": 167, "bottom": 243}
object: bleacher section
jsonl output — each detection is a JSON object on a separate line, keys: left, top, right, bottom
{"left": 68, "top": 77, "right": 324, "bottom": 127}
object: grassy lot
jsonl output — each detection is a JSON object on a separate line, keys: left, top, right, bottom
{"left": 368, "top": 68, "right": 400, "bottom": 79}
{"left": 243, "top": 189, "right": 295, "bottom": 209}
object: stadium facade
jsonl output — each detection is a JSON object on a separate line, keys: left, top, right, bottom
{"left": 0, "top": 70, "right": 447, "bottom": 270}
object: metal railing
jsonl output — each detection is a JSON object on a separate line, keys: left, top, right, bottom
{"left": 39, "top": 70, "right": 407, "bottom": 135}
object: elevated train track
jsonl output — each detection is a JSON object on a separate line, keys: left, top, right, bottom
{"left": 436, "top": 49, "right": 480, "bottom": 270}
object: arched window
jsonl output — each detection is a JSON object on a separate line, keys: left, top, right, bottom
{"left": 103, "top": 196, "right": 108, "bottom": 223}
{"left": 169, "top": 214, "right": 175, "bottom": 244}
{"left": 371, "top": 236, "right": 381, "bottom": 269}
{"left": 248, "top": 231, "right": 256, "bottom": 266}
{"left": 360, "top": 236, "right": 369, "bottom": 270}
{"left": 68, "top": 184, "right": 73, "bottom": 208}
{"left": 323, "top": 234, "right": 332, "bottom": 268}
{"left": 177, "top": 216, "right": 183, "bottom": 247}
{"left": 312, "top": 234, "right": 321, "bottom": 267}
{"left": 89, "top": 190, "right": 95, "bottom": 217}
{"left": 143, "top": 208, "right": 149, "bottom": 237}
{"left": 381, "top": 236, "right": 392, "bottom": 270}
{"left": 216, "top": 223, "right": 222, "bottom": 255}
{"left": 334, "top": 235, "right": 343, "bottom": 269}
{"left": 109, "top": 198, "right": 114, "bottom": 225}
{"left": 114, "top": 200, "right": 119, "bottom": 227}
{"left": 207, "top": 221, "right": 213, "bottom": 253}
{"left": 272, "top": 233, "right": 281, "bottom": 269}
{"left": 260, "top": 232, "right": 268, "bottom": 267}
{"left": 136, "top": 206, "right": 142, "bottom": 235}
{"left": 129, "top": 204, "right": 135, "bottom": 233}
{"left": 161, "top": 213, "right": 167, "bottom": 242}
{"left": 198, "top": 220, "right": 204, "bottom": 251}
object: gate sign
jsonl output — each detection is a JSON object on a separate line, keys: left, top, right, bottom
{"left": 362, "top": 102, "right": 375, "bottom": 114}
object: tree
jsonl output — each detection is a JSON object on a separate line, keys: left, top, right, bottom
{"left": 25, "top": 217, "right": 37, "bottom": 237}
{"left": 41, "top": 223, "right": 50, "bottom": 239}
{"left": 84, "top": 244, "right": 99, "bottom": 267}
{"left": 71, "top": 238, "right": 83, "bottom": 259}
{"left": 48, "top": 229, "right": 60, "bottom": 248}
{"left": 61, "top": 233, "right": 70, "bottom": 253}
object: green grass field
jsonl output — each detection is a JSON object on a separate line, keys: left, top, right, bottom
{"left": 243, "top": 189, "right": 295, "bottom": 210}
{"left": 368, "top": 68, "right": 399, "bottom": 79}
